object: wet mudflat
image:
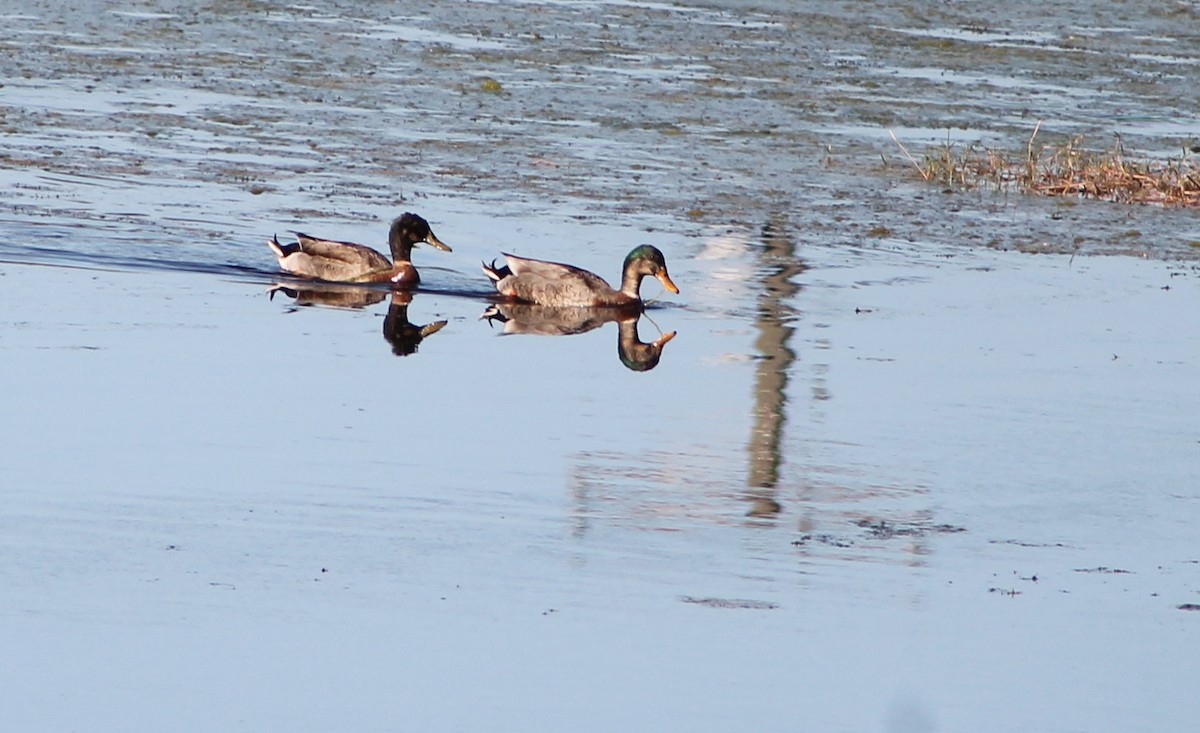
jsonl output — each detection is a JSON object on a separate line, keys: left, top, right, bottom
{"left": 2, "top": 1, "right": 1199, "bottom": 731}
{"left": 4, "top": 0, "right": 1199, "bottom": 261}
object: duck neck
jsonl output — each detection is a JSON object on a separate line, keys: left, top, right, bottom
{"left": 619, "top": 266, "right": 646, "bottom": 299}
{"left": 616, "top": 317, "right": 660, "bottom": 371}
{"left": 616, "top": 316, "right": 641, "bottom": 348}
{"left": 389, "top": 238, "right": 414, "bottom": 264}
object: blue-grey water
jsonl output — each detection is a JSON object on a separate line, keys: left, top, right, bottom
{"left": 2, "top": 2, "right": 1199, "bottom": 731}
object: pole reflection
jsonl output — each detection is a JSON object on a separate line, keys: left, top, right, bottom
{"left": 746, "top": 215, "right": 806, "bottom": 519}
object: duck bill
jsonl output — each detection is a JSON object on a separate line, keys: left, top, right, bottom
{"left": 653, "top": 330, "right": 677, "bottom": 348}
{"left": 423, "top": 231, "right": 452, "bottom": 252}
{"left": 420, "top": 320, "right": 449, "bottom": 338}
{"left": 657, "top": 272, "right": 680, "bottom": 294}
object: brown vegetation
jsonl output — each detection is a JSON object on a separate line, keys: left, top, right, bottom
{"left": 890, "top": 123, "right": 1200, "bottom": 207}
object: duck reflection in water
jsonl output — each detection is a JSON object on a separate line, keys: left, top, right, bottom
{"left": 268, "top": 281, "right": 387, "bottom": 310}
{"left": 482, "top": 303, "right": 675, "bottom": 372}
{"left": 269, "top": 283, "right": 446, "bottom": 357}
{"left": 382, "top": 291, "right": 447, "bottom": 356}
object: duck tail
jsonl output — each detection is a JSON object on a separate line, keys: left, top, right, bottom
{"left": 268, "top": 234, "right": 286, "bottom": 258}
{"left": 479, "top": 304, "right": 509, "bottom": 326}
{"left": 267, "top": 284, "right": 299, "bottom": 301}
{"left": 481, "top": 259, "right": 509, "bottom": 282}
{"left": 269, "top": 233, "right": 305, "bottom": 260}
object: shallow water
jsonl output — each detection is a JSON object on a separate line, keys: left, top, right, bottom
{"left": 2, "top": 1, "right": 1200, "bottom": 731}
{"left": 4, "top": 241, "right": 1198, "bottom": 732}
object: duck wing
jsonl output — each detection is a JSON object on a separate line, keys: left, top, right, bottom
{"left": 502, "top": 252, "right": 613, "bottom": 291}
{"left": 493, "top": 252, "right": 629, "bottom": 305}
{"left": 293, "top": 232, "right": 393, "bottom": 270}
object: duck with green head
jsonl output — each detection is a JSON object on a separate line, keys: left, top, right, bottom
{"left": 481, "top": 244, "right": 679, "bottom": 307}
{"left": 268, "top": 212, "right": 451, "bottom": 287}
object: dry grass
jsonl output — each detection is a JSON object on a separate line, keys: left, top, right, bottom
{"left": 890, "top": 123, "right": 1200, "bottom": 207}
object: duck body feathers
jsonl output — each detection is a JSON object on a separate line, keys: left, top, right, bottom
{"left": 483, "top": 253, "right": 634, "bottom": 307}
{"left": 271, "top": 233, "right": 400, "bottom": 283}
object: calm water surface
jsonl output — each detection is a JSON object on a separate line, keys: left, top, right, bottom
{"left": 2, "top": 1, "right": 1199, "bottom": 731}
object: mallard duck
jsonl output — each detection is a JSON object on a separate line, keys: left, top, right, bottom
{"left": 268, "top": 212, "right": 451, "bottom": 286}
{"left": 481, "top": 244, "right": 679, "bottom": 307}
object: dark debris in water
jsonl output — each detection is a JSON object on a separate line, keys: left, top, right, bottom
{"left": 679, "top": 596, "right": 779, "bottom": 610}
{"left": 854, "top": 518, "right": 967, "bottom": 539}
{"left": 988, "top": 587, "right": 1022, "bottom": 597}
{"left": 791, "top": 520, "right": 966, "bottom": 548}
{"left": 791, "top": 534, "right": 855, "bottom": 549}
{"left": 991, "top": 539, "right": 1072, "bottom": 549}
{"left": 1073, "top": 566, "right": 1133, "bottom": 575}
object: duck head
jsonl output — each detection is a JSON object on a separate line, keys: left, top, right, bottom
{"left": 623, "top": 244, "right": 679, "bottom": 296}
{"left": 388, "top": 212, "right": 452, "bottom": 261}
